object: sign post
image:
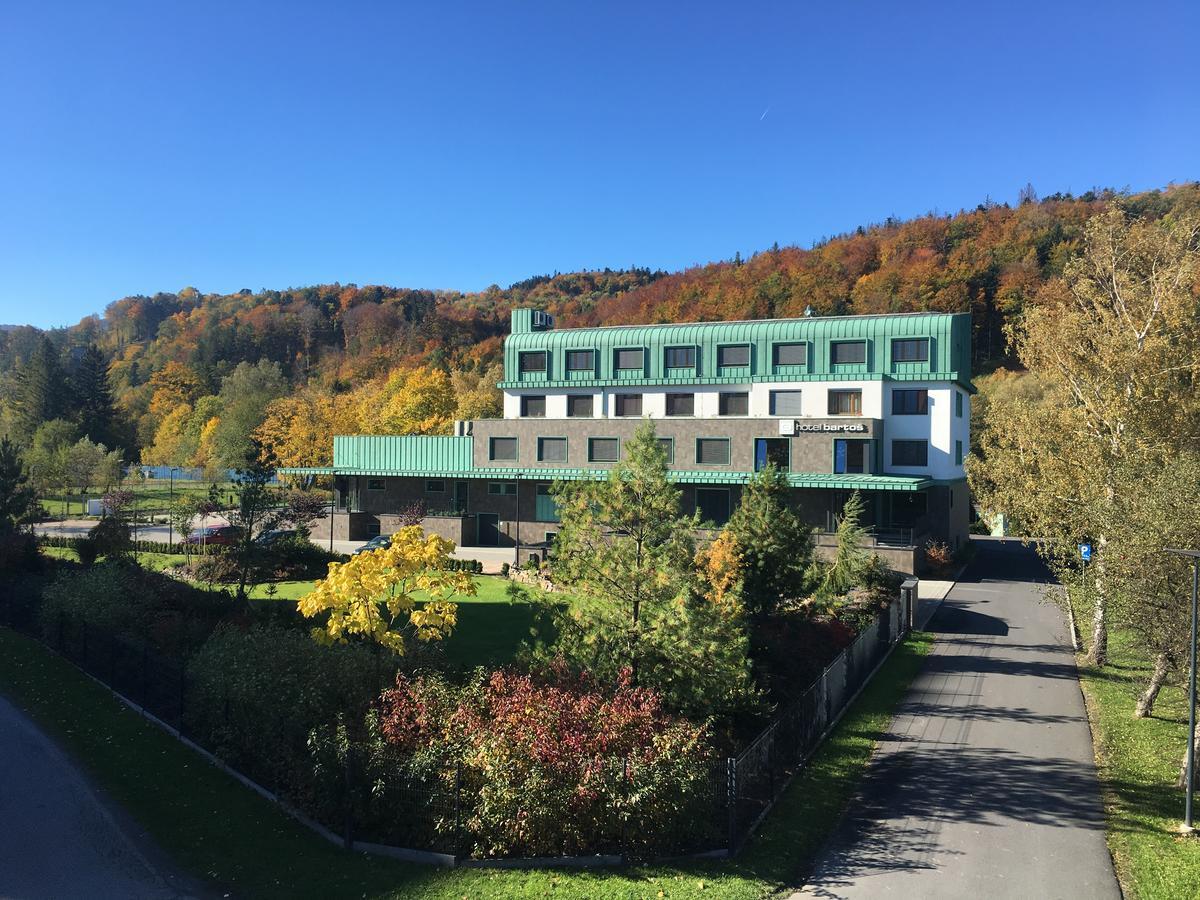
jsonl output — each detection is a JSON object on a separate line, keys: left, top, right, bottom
{"left": 1166, "top": 548, "right": 1200, "bottom": 835}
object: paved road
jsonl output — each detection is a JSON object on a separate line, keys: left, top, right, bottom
{"left": 0, "top": 693, "right": 192, "bottom": 899}
{"left": 795, "top": 538, "right": 1120, "bottom": 899}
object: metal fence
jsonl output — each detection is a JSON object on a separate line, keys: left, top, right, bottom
{"left": 0, "top": 579, "right": 909, "bottom": 862}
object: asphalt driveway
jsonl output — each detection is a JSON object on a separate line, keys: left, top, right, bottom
{"left": 0, "top": 692, "right": 192, "bottom": 899}
{"left": 794, "top": 538, "right": 1120, "bottom": 899}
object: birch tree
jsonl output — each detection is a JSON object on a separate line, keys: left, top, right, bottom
{"left": 970, "top": 205, "right": 1200, "bottom": 665}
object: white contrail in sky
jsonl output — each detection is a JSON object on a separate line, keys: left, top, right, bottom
{"left": 760, "top": 106, "right": 770, "bottom": 121}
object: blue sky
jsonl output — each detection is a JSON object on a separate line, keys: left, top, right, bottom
{"left": 1, "top": 0, "right": 1197, "bottom": 328}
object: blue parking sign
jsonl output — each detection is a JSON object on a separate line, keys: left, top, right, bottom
{"left": 1079, "top": 543, "right": 1093, "bottom": 562}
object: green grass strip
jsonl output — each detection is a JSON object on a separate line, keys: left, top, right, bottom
{"left": 1079, "top": 629, "right": 1200, "bottom": 899}
{"left": 0, "top": 625, "right": 931, "bottom": 899}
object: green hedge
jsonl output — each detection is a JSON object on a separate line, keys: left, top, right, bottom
{"left": 38, "top": 534, "right": 216, "bottom": 556}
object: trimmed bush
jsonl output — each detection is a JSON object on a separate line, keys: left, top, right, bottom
{"left": 184, "top": 625, "right": 391, "bottom": 808}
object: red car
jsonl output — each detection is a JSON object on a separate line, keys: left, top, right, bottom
{"left": 182, "top": 525, "right": 243, "bottom": 547}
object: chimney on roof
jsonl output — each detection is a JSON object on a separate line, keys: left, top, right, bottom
{"left": 511, "top": 308, "right": 554, "bottom": 334}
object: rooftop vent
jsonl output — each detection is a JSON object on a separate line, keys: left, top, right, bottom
{"left": 511, "top": 308, "right": 555, "bottom": 333}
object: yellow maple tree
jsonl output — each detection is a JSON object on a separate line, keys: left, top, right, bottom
{"left": 298, "top": 525, "right": 475, "bottom": 654}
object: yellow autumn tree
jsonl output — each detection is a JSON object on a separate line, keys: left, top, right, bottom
{"left": 363, "top": 366, "right": 457, "bottom": 435}
{"left": 141, "top": 403, "right": 193, "bottom": 465}
{"left": 695, "top": 529, "right": 743, "bottom": 615}
{"left": 451, "top": 363, "right": 504, "bottom": 420}
{"left": 298, "top": 525, "right": 475, "bottom": 654}
{"left": 255, "top": 392, "right": 362, "bottom": 469}
{"left": 194, "top": 415, "right": 223, "bottom": 478}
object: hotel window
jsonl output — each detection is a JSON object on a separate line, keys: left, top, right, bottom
{"left": 755, "top": 438, "right": 790, "bottom": 471}
{"left": 831, "top": 341, "right": 866, "bottom": 365}
{"left": 718, "top": 345, "right": 750, "bottom": 367}
{"left": 892, "top": 338, "right": 930, "bottom": 362}
{"left": 665, "top": 346, "right": 696, "bottom": 369}
{"left": 719, "top": 392, "right": 749, "bottom": 416}
{"left": 656, "top": 437, "right": 675, "bottom": 463}
{"left": 892, "top": 439, "right": 929, "bottom": 467}
{"left": 696, "top": 488, "right": 731, "bottom": 526}
{"left": 567, "top": 394, "right": 594, "bottom": 417}
{"left": 566, "top": 350, "right": 595, "bottom": 372}
{"left": 773, "top": 342, "right": 807, "bottom": 366}
{"left": 487, "top": 481, "right": 517, "bottom": 496}
{"left": 956, "top": 391, "right": 964, "bottom": 418}
{"left": 770, "top": 390, "right": 803, "bottom": 416}
{"left": 696, "top": 438, "right": 731, "bottom": 465}
{"left": 665, "top": 393, "right": 694, "bottom": 416}
{"left": 538, "top": 437, "right": 567, "bottom": 462}
{"left": 366, "top": 478, "right": 385, "bottom": 491}
{"left": 955, "top": 440, "right": 964, "bottom": 466}
{"left": 489, "top": 437, "right": 518, "bottom": 461}
{"left": 892, "top": 389, "right": 928, "bottom": 415}
{"left": 535, "top": 483, "right": 560, "bottom": 522}
{"left": 615, "top": 348, "right": 644, "bottom": 371}
{"left": 588, "top": 437, "right": 620, "bottom": 462}
{"left": 520, "top": 395, "right": 546, "bottom": 418}
{"left": 614, "top": 393, "right": 643, "bottom": 417}
{"left": 833, "top": 440, "right": 867, "bottom": 474}
{"left": 519, "top": 351, "right": 547, "bottom": 373}
{"left": 425, "top": 480, "right": 445, "bottom": 493}
{"left": 828, "top": 389, "right": 863, "bottom": 416}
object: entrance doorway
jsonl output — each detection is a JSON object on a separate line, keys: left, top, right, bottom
{"left": 477, "top": 513, "right": 500, "bottom": 546}
{"left": 454, "top": 481, "right": 469, "bottom": 513}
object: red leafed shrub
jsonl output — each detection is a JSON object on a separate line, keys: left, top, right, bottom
{"left": 376, "top": 663, "right": 716, "bottom": 858}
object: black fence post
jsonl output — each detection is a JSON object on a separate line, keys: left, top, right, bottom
{"left": 343, "top": 745, "right": 354, "bottom": 851}
{"left": 726, "top": 757, "right": 737, "bottom": 854}
{"left": 141, "top": 642, "right": 149, "bottom": 708}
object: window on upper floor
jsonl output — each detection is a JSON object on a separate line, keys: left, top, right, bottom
{"left": 892, "top": 338, "right": 929, "bottom": 363}
{"left": 657, "top": 437, "right": 674, "bottom": 463}
{"left": 520, "top": 395, "right": 546, "bottom": 418}
{"left": 615, "top": 393, "right": 642, "bottom": 416}
{"left": 588, "top": 437, "right": 620, "bottom": 462}
{"left": 892, "top": 439, "right": 928, "bottom": 467}
{"left": 665, "top": 346, "right": 696, "bottom": 369}
{"left": 566, "top": 350, "right": 595, "bottom": 371}
{"left": 956, "top": 391, "right": 964, "bottom": 418}
{"left": 770, "top": 390, "right": 803, "bottom": 416}
{"left": 891, "top": 389, "right": 928, "bottom": 415}
{"left": 755, "top": 438, "right": 790, "bottom": 471}
{"left": 665, "top": 393, "right": 694, "bottom": 416}
{"left": 719, "top": 392, "right": 749, "bottom": 415}
{"left": 615, "top": 348, "right": 644, "bottom": 370}
{"left": 519, "top": 351, "right": 547, "bottom": 373}
{"left": 828, "top": 389, "right": 863, "bottom": 416}
{"left": 487, "top": 481, "right": 517, "bottom": 496}
{"left": 696, "top": 438, "right": 731, "bottom": 465}
{"left": 955, "top": 440, "right": 964, "bottom": 466}
{"left": 538, "top": 437, "right": 567, "bottom": 462}
{"left": 718, "top": 345, "right": 750, "bottom": 368}
{"left": 831, "top": 341, "right": 866, "bottom": 365}
{"left": 489, "top": 437, "right": 518, "bottom": 461}
{"left": 833, "top": 439, "right": 867, "bottom": 474}
{"left": 773, "top": 342, "right": 807, "bottom": 366}
{"left": 567, "top": 395, "right": 594, "bottom": 417}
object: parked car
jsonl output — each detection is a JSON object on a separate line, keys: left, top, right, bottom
{"left": 182, "top": 525, "right": 243, "bottom": 547}
{"left": 351, "top": 534, "right": 392, "bottom": 556}
{"left": 254, "top": 529, "right": 297, "bottom": 547}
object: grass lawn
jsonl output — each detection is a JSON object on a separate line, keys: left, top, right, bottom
{"left": 1079, "top": 629, "right": 1200, "bottom": 899}
{"left": 0, "top": 624, "right": 933, "bottom": 899}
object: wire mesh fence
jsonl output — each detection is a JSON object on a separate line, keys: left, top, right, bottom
{"left": 0, "top": 578, "right": 910, "bottom": 861}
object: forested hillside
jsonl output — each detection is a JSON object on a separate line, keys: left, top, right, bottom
{"left": 2, "top": 183, "right": 1197, "bottom": 478}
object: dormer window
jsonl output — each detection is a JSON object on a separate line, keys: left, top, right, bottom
{"left": 519, "top": 351, "right": 547, "bottom": 373}
{"left": 717, "top": 345, "right": 750, "bottom": 368}
{"left": 665, "top": 346, "right": 696, "bottom": 369}
{"left": 831, "top": 341, "right": 866, "bottom": 365}
{"left": 566, "top": 350, "right": 595, "bottom": 371}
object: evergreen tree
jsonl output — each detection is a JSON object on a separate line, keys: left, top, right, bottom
{"left": 0, "top": 437, "right": 36, "bottom": 532}
{"left": 726, "top": 464, "right": 813, "bottom": 617}
{"left": 73, "top": 344, "right": 117, "bottom": 448}
{"left": 818, "top": 491, "right": 870, "bottom": 598}
{"left": 12, "top": 338, "right": 63, "bottom": 443}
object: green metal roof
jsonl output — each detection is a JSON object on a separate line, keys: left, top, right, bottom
{"left": 501, "top": 311, "right": 973, "bottom": 391}
{"left": 331, "top": 435, "right": 473, "bottom": 474}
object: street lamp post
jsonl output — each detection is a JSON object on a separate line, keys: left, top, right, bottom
{"left": 1166, "top": 548, "right": 1200, "bottom": 834}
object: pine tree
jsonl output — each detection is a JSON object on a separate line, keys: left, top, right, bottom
{"left": 12, "top": 338, "right": 63, "bottom": 443}
{"left": 0, "top": 437, "right": 36, "bottom": 532}
{"left": 73, "top": 344, "right": 117, "bottom": 448}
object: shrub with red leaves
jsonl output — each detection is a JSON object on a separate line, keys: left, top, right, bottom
{"left": 376, "top": 663, "right": 716, "bottom": 857}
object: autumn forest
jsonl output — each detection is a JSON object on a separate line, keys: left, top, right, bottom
{"left": 3, "top": 183, "right": 1198, "bottom": 476}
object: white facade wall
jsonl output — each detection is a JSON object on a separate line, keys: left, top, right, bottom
{"left": 502, "top": 379, "right": 968, "bottom": 479}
